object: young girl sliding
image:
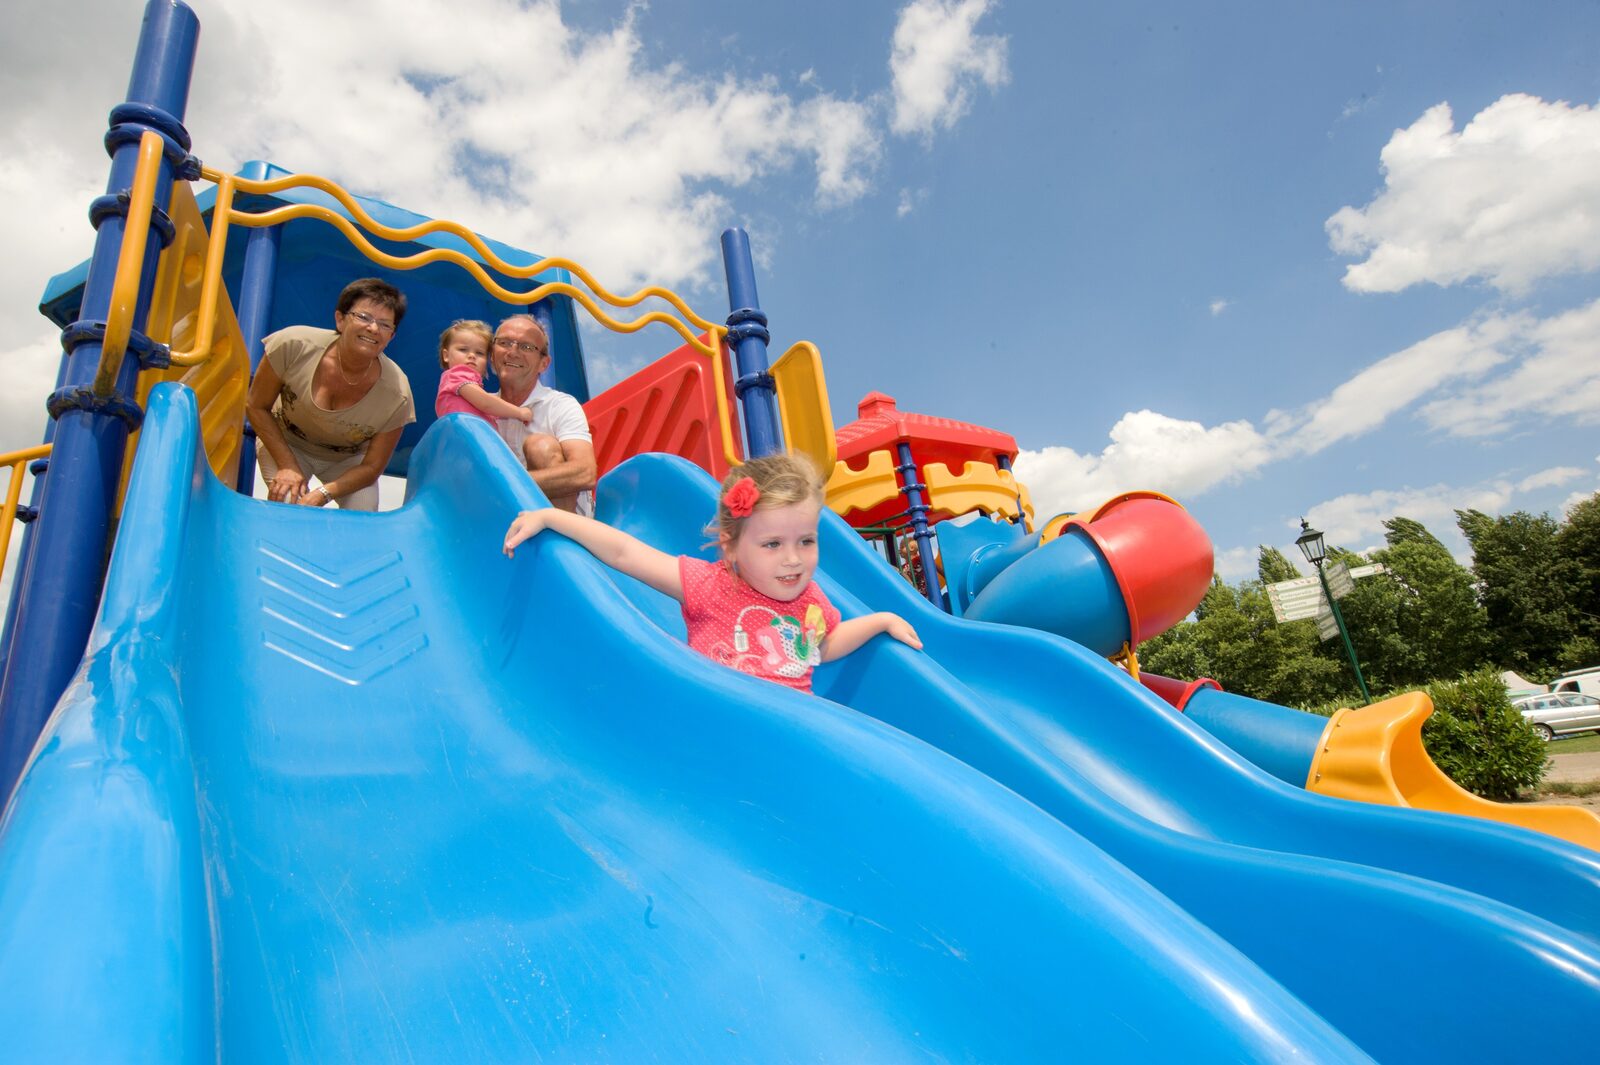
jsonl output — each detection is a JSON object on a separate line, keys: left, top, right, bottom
{"left": 503, "top": 453, "right": 922, "bottom": 693}
{"left": 434, "top": 319, "right": 534, "bottom": 426}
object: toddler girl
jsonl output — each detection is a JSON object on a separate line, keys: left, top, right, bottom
{"left": 503, "top": 453, "right": 921, "bottom": 692}
{"left": 435, "top": 319, "right": 534, "bottom": 426}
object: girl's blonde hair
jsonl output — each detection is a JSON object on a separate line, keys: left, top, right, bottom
{"left": 712, "top": 452, "right": 825, "bottom": 544}
{"left": 437, "top": 319, "right": 494, "bottom": 367}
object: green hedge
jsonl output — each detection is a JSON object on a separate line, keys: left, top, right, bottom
{"left": 1419, "top": 668, "right": 1547, "bottom": 801}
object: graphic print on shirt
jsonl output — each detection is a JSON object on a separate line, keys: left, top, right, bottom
{"left": 725, "top": 603, "right": 829, "bottom": 679}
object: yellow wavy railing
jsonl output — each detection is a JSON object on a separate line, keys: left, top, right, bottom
{"left": 98, "top": 152, "right": 745, "bottom": 471}
{"left": 1, "top": 444, "right": 51, "bottom": 589}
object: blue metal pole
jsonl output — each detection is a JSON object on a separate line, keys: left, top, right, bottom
{"left": 996, "top": 452, "right": 1025, "bottom": 523}
{"left": 0, "top": 0, "right": 200, "bottom": 800}
{"left": 896, "top": 442, "right": 946, "bottom": 610}
{"left": 233, "top": 224, "right": 280, "bottom": 493}
{"left": 0, "top": 355, "right": 71, "bottom": 687}
{"left": 719, "top": 227, "right": 781, "bottom": 458}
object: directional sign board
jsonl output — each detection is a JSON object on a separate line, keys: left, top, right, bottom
{"left": 1316, "top": 609, "right": 1340, "bottom": 642}
{"left": 1268, "top": 562, "right": 1388, "bottom": 622}
{"left": 1266, "top": 575, "right": 1326, "bottom": 623}
{"left": 1324, "top": 562, "right": 1353, "bottom": 600}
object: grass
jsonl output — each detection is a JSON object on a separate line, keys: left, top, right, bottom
{"left": 1546, "top": 732, "right": 1600, "bottom": 755}
{"left": 1540, "top": 779, "right": 1600, "bottom": 798}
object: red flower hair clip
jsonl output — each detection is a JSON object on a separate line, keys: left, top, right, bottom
{"left": 723, "top": 476, "right": 761, "bottom": 518}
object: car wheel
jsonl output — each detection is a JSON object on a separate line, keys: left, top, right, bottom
{"left": 1532, "top": 723, "right": 1555, "bottom": 741}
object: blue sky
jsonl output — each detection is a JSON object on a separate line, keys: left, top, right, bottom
{"left": 2, "top": 0, "right": 1598, "bottom": 582}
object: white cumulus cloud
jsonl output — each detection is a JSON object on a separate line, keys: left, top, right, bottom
{"left": 1419, "top": 297, "right": 1600, "bottom": 436}
{"left": 1014, "top": 410, "right": 1273, "bottom": 518}
{"left": 1298, "top": 466, "right": 1592, "bottom": 560}
{"left": 1327, "top": 94, "right": 1600, "bottom": 294}
{"left": 1267, "top": 313, "right": 1520, "bottom": 452}
{"left": 889, "top": 0, "right": 1010, "bottom": 137}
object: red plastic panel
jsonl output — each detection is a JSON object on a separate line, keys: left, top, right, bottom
{"left": 1139, "top": 672, "right": 1222, "bottom": 712}
{"left": 584, "top": 335, "right": 743, "bottom": 480}
{"left": 1070, "top": 497, "right": 1214, "bottom": 644}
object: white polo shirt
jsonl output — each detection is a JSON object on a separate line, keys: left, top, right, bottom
{"left": 494, "top": 382, "right": 594, "bottom": 516}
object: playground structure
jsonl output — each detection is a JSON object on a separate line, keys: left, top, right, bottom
{"left": 3, "top": 3, "right": 1600, "bottom": 1060}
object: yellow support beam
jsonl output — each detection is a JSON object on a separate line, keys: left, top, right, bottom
{"left": 825, "top": 450, "right": 900, "bottom": 520}
{"left": 923, "top": 461, "right": 1035, "bottom": 527}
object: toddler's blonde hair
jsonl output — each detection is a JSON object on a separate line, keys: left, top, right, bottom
{"left": 438, "top": 319, "right": 494, "bottom": 368}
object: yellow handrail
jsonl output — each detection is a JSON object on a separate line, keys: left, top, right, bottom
{"left": 1, "top": 444, "right": 52, "bottom": 585}
{"left": 96, "top": 131, "right": 166, "bottom": 395}
{"left": 703, "top": 330, "right": 741, "bottom": 469}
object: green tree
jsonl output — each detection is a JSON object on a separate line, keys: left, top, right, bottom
{"left": 1420, "top": 667, "right": 1547, "bottom": 800}
{"left": 1457, "top": 508, "right": 1576, "bottom": 679}
{"left": 1256, "top": 545, "right": 1301, "bottom": 584}
{"left": 1554, "top": 492, "right": 1600, "bottom": 668}
{"left": 1335, "top": 516, "right": 1491, "bottom": 689}
{"left": 1141, "top": 575, "right": 1351, "bottom": 706}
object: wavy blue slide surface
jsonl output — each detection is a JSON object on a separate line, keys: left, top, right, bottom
{"left": 600, "top": 455, "right": 1600, "bottom": 1064}
{"left": 0, "top": 386, "right": 1383, "bottom": 1062}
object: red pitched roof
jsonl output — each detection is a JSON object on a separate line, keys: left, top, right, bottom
{"left": 835, "top": 392, "right": 1018, "bottom": 468}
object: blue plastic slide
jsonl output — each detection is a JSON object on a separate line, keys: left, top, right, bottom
{"left": 598, "top": 455, "right": 1600, "bottom": 1065}
{"left": 0, "top": 385, "right": 1379, "bottom": 1062}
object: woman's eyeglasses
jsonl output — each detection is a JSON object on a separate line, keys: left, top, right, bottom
{"left": 347, "top": 310, "right": 396, "bottom": 333}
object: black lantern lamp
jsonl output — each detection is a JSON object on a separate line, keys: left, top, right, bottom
{"left": 1295, "top": 517, "right": 1370, "bottom": 703}
{"left": 1295, "top": 519, "right": 1327, "bottom": 568}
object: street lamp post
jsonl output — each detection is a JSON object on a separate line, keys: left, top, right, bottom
{"left": 1296, "top": 518, "right": 1372, "bottom": 704}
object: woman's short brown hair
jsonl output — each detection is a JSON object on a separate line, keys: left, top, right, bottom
{"left": 335, "top": 277, "right": 407, "bottom": 325}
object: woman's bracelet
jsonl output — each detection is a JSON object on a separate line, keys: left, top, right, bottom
{"left": 317, "top": 485, "right": 333, "bottom": 503}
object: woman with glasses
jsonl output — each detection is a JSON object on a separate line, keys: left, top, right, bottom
{"left": 245, "top": 277, "right": 417, "bottom": 510}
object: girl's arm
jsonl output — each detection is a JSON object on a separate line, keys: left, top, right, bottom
{"left": 820, "top": 612, "right": 922, "bottom": 661}
{"left": 504, "top": 508, "right": 683, "bottom": 600}
{"left": 459, "top": 381, "right": 533, "bottom": 422}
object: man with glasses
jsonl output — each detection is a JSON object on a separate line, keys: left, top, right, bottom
{"left": 489, "top": 314, "right": 597, "bottom": 515}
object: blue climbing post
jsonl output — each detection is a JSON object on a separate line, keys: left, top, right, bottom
{"left": 233, "top": 224, "right": 280, "bottom": 494}
{"left": 0, "top": 0, "right": 201, "bottom": 799}
{"left": 0, "top": 376, "right": 66, "bottom": 691}
{"left": 996, "top": 452, "right": 1025, "bottom": 523}
{"left": 896, "top": 442, "right": 947, "bottom": 609}
{"left": 720, "top": 227, "right": 782, "bottom": 458}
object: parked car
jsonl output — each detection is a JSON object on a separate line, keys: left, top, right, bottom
{"left": 1513, "top": 692, "right": 1600, "bottom": 741}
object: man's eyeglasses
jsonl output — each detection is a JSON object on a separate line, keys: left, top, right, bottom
{"left": 347, "top": 310, "right": 396, "bottom": 333}
{"left": 493, "top": 336, "right": 548, "bottom": 356}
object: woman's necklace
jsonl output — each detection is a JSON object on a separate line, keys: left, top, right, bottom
{"left": 334, "top": 347, "right": 372, "bottom": 387}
